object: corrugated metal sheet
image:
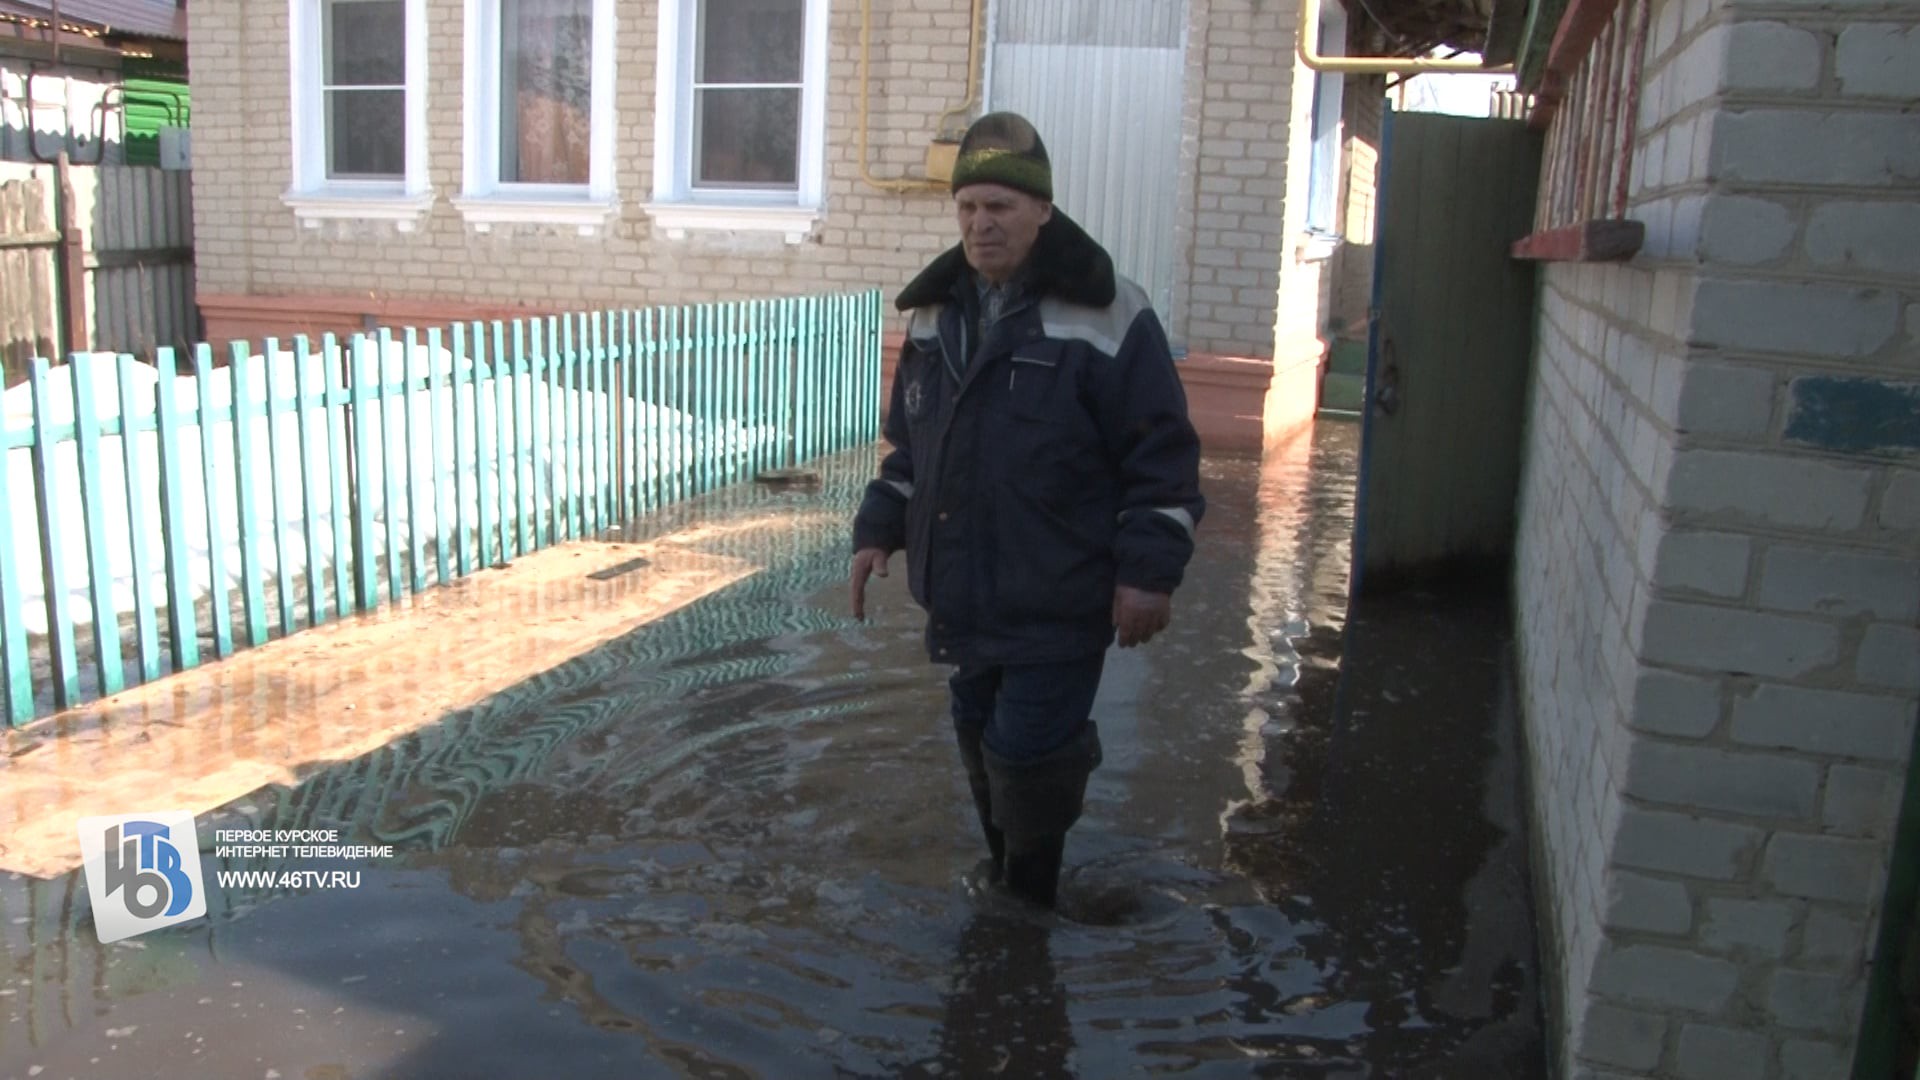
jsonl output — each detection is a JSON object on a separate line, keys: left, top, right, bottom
{"left": 0, "top": 162, "right": 193, "bottom": 370}
{"left": 990, "top": 0, "right": 1185, "bottom": 331}
{"left": 83, "top": 164, "right": 194, "bottom": 356}
{"left": 0, "top": 0, "right": 186, "bottom": 42}
{"left": 995, "top": 0, "right": 1181, "bottom": 48}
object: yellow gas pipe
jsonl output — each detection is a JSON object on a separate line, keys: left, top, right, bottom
{"left": 857, "top": 0, "right": 985, "bottom": 193}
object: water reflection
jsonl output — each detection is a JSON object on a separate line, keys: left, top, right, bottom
{"left": 914, "top": 913, "right": 1074, "bottom": 1078}
{"left": 1, "top": 422, "right": 1543, "bottom": 1078}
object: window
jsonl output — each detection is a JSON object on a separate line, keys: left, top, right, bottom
{"left": 324, "top": 0, "right": 404, "bottom": 177}
{"left": 456, "top": 0, "right": 617, "bottom": 232}
{"left": 286, "top": 0, "right": 432, "bottom": 228}
{"left": 692, "top": 0, "right": 802, "bottom": 188}
{"left": 501, "top": 0, "right": 593, "bottom": 184}
{"left": 1304, "top": 2, "right": 1347, "bottom": 241}
{"left": 646, "top": 0, "right": 829, "bottom": 241}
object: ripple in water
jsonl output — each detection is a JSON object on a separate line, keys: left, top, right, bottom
{"left": 0, "top": 423, "right": 1543, "bottom": 1079}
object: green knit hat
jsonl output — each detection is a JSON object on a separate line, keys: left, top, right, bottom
{"left": 950, "top": 112, "right": 1053, "bottom": 201}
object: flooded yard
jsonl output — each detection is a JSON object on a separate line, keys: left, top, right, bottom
{"left": 1, "top": 420, "right": 1545, "bottom": 1078}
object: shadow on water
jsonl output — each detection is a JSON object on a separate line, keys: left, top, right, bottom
{"left": 0, "top": 421, "right": 1545, "bottom": 1079}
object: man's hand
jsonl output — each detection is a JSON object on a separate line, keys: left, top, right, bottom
{"left": 1113, "top": 585, "right": 1172, "bottom": 647}
{"left": 850, "top": 548, "right": 892, "bottom": 621}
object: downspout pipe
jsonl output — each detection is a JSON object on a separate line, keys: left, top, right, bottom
{"left": 1298, "top": 0, "right": 1515, "bottom": 73}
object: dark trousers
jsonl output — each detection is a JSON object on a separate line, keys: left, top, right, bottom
{"left": 947, "top": 655, "right": 1106, "bottom": 905}
{"left": 948, "top": 653, "right": 1106, "bottom": 761}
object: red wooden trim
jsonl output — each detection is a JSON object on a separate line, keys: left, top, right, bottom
{"left": 200, "top": 292, "right": 553, "bottom": 322}
{"left": 1526, "top": 0, "right": 1628, "bottom": 126}
{"left": 1529, "top": 96, "right": 1560, "bottom": 131}
{"left": 1611, "top": 0, "right": 1653, "bottom": 216}
{"left": 1511, "top": 219, "right": 1644, "bottom": 262}
{"left": 198, "top": 292, "right": 559, "bottom": 349}
{"left": 1544, "top": 0, "right": 1626, "bottom": 95}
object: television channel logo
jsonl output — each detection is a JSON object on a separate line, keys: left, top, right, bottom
{"left": 77, "top": 811, "right": 208, "bottom": 943}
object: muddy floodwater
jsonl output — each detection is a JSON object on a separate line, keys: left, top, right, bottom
{"left": 1, "top": 421, "right": 1545, "bottom": 1079}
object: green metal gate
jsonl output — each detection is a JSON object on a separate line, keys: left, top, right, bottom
{"left": 1351, "top": 108, "right": 1543, "bottom": 595}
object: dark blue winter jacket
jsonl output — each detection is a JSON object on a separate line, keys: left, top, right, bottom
{"left": 852, "top": 211, "right": 1205, "bottom": 665}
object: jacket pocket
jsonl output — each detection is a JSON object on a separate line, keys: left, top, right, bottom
{"left": 1007, "top": 355, "right": 1068, "bottom": 423}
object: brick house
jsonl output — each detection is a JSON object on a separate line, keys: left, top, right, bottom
{"left": 1508, "top": 0, "right": 1920, "bottom": 1073}
{"left": 184, "top": 0, "right": 1413, "bottom": 454}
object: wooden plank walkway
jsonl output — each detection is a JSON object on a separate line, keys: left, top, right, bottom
{"left": 0, "top": 539, "right": 758, "bottom": 880}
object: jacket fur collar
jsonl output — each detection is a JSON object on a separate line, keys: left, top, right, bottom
{"left": 894, "top": 209, "right": 1117, "bottom": 312}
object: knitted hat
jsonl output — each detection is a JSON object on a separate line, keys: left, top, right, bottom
{"left": 950, "top": 112, "right": 1053, "bottom": 201}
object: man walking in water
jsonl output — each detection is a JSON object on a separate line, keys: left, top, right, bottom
{"left": 849, "top": 112, "right": 1205, "bottom": 908}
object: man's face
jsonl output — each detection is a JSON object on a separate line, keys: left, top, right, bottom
{"left": 956, "top": 183, "right": 1053, "bottom": 284}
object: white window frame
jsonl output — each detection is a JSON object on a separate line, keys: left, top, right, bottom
{"left": 1303, "top": 0, "right": 1347, "bottom": 251}
{"left": 284, "top": 0, "right": 433, "bottom": 230}
{"left": 643, "top": 0, "right": 829, "bottom": 243}
{"left": 455, "top": 0, "right": 619, "bottom": 234}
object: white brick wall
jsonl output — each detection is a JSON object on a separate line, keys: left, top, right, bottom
{"left": 1514, "top": 0, "right": 1920, "bottom": 1074}
{"left": 1180, "top": 0, "right": 1309, "bottom": 360}
{"left": 189, "top": 0, "right": 1314, "bottom": 362}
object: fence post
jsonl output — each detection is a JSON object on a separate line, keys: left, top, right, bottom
{"left": 508, "top": 319, "right": 531, "bottom": 556}
{"left": 561, "top": 314, "right": 580, "bottom": 541}
{"left": 378, "top": 328, "right": 405, "bottom": 600}
{"left": 529, "top": 317, "right": 551, "bottom": 550}
{"left": 52, "top": 154, "right": 88, "bottom": 358}
{"left": 348, "top": 334, "right": 380, "bottom": 612}
{"left": 262, "top": 336, "right": 299, "bottom": 637}
{"left": 489, "top": 320, "right": 514, "bottom": 560}
{"left": 426, "top": 326, "right": 451, "bottom": 584}
{"left": 614, "top": 309, "right": 631, "bottom": 526}
{"left": 450, "top": 323, "right": 473, "bottom": 577}
{"left": 0, "top": 396, "right": 32, "bottom": 723}
{"left": 229, "top": 341, "right": 270, "bottom": 646}
{"left": 323, "top": 333, "right": 352, "bottom": 619}
{"left": 291, "top": 335, "right": 328, "bottom": 627}
{"left": 869, "top": 289, "right": 880, "bottom": 441}
{"left": 68, "top": 351, "right": 126, "bottom": 695}
{"left": 404, "top": 327, "right": 428, "bottom": 594}
{"left": 151, "top": 347, "right": 198, "bottom": 674}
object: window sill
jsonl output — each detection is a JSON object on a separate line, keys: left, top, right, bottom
{"left": 1510, "top": 219, "right": 1645, "bottom": 262}
{"left": 1296, "top": 231, "right": 1342, "bottom": 263}
{"left": 451, "top": 194, "right": 619, "bottom": 236}
{"left": 283, "top": 190, "right": 436, "bottom": 231}
{"left": 640, "top": 202, "right": 820, "bottom": 244}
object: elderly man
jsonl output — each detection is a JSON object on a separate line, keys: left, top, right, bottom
{"left": 849, "top": 112, "right": 1204, "bottom": 908}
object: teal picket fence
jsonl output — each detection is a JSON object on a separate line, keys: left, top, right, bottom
{"left": 0, "top": 289, "right": 883, "bottom": 726}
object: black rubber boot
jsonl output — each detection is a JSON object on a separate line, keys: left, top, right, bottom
{"left": 954, "top": 726, "right": 1005, "bottom": 883}
{"left": 982, "top": 722, "right": 1103, "bottom": 909}
{"left": 1004, "top": 833, "right": 1067, "bottom": 908}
